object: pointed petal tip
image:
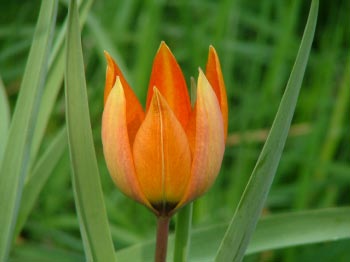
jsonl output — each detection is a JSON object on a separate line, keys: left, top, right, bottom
{"left": 159, "top": 40, "right": 168, "bottom": 49}
{"left": 197, "top": 68, "right": 210, "bottom": 88}
{"left": 198, "top": 67, "right": 205, "bottom": 76}
{"left": 114, "top": 75, "right": 121, "bottom": 87}
{"left": 104, "top": 50, "right": 114, "bottom": 66}
{"left": 150, "top": 85, "right": 160, "bottom": 100}
{"left": 146, "top": 41, "right": 191, "bottom": 127}
{"left": 104, "top": 51, "right": 117, "bottom": 105}
{"left": 152, "top": 85, "right": 159, "bottom": 93}
{"left": 156, "top": 41, "right": 171, "bottom": 56}
{"left": 205, "top": 45, "right": 228, "bottom": 140}
{"left": 208, "top": 45, "right": 217, "bottom": 54}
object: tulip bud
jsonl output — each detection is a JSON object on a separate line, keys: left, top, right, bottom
{"left": 102, "top": 42, "right": 227, "bottom": 217}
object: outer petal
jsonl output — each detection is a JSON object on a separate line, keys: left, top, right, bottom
{"left": 146, "top": 42, "right": 191, "bottom": 128}
{"left": 133, "top": 87, "right": 192, "bottom": 215}
{"left": 102, "top": 78, "right": 152, "bottom": 210}
{"left": 180, "top": 70, "right": 225, "bottom": 206}
{"left": 206, "top": 46, "right": 228, "bottom": 140}
{"left": 104, "top": 51, "right": 145, "bottom": 144}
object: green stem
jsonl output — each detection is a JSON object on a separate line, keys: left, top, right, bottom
{"left": 155, "top": 216, "right": 170, "bottom": 262}
{"left": 173, "top": 203, "right": 193, "bottom": 262}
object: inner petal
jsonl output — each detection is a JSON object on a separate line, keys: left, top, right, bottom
{"left": 133, "top": 88, "right": 192, "bottom": 215}
{"left": 146, "top": 42, "right": 191, "bottom": 129}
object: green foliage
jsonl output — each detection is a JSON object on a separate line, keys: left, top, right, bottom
{"left": 65, "top": 0, "right": 115, "bottom": 260}
{"left": 0, "top": 1, "right": 58, "bottom": 260}
{"left": 215, "top": 1, "right": 318, "bottom": 261}
{"left": 115, "top": 207, "right": 350, "bottom": 261}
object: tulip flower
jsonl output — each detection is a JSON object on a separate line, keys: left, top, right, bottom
{"left": 102, "top": 42, "right": 227, "bottom": 218}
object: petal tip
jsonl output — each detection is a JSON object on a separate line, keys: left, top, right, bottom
{"left": 104, "top": 50, "right": 114, "bottom": 66}
{"left": 197, "top": 68, "right": 209, "bottom": 87}
{"left": 198, "top": 67, "right": 205, "bottom": 76}
{"left": 155, "top": 41, "right": 173, "bottom": 60}
{"left": 208, "top": 45, "right": 217, "bottom": 55}
{"left": 159, "top": 41, "right": 169, "bottom": 51}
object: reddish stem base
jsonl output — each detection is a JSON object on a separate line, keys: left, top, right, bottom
{"left": 155, "top": 216, "right": 170, "bottom": 262}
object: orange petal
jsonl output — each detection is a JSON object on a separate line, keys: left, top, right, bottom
{"left": 102, "top": 78, "right": 152, "bottom": 210}
{"left": 146, "top": 42, "right": 191, "bottom": 128}
{"left": 180, "top": 70, "right": 225, "bottom": 206}
{"left": 205, "top": 46, "right": 228, "bottom": 140}
{"left": 104, "top": 51, "right": 145, "bottom": 145}
{"left": 133, "top": 87, "right": 192, "bottom": 215}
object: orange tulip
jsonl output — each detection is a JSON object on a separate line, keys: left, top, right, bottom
{"left": 102, "top": 42, "right": 227, "bottom": 217}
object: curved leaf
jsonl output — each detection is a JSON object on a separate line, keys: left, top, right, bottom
{"left": 115, "top": 207, "right": 350, "bottom": 261}
{"left": 65, "top": 0, "right": 116, "bottom": 261}
{"left": 215, "top": 0, "right": 319, "bottom": 261}
{"left": 0, "top": 1, "right": 58, "bottom": 260}
{"left": 0, "top": 76, "right": 10, "bottom": 162}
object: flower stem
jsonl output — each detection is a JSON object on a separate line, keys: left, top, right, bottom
{"left": 155, "top": 216, "right": 170, "bottom": 262}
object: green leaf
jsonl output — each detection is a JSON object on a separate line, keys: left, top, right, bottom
{"left": 15, "top": 128, "right": 67, "bottom": 236}
{"left": 0, "top": 1, "right": 58, "bottom": 260}
{"left": 86, "top": 13, "right": 130, "bottom": 81}
{"left": 0, "top": 76, "right": 10, "bottom": 163}
{"left": 248, "top": 207, "right": 350, "bottom": 254}
{"left": 10, "top": 243, "right": 84, "bottom": 262}
{"left": 65, "top": 0, "right": 116, "bottom": 261}
{"left": 173, "top": 203, "right": 193, "bottom": 262}
{"left": 215, "top": 0, "right": 319, "bottom": 261}
{"left": 13, "top": 0, "right": 93, "bottom": 243}
{"left": 30, "top": 0, "right": 93, "bottom": 163}
{"left": 115, "top": 207, "right": 350, "bottom": 261}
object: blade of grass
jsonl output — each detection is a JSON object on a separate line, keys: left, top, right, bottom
{"left": 247, "top": 207, "right": 350, "bottom": 254}
{"left": 0, "top": 76, "right": 10, "bottom": 162}
{"left": 65, "top": 0, "right": 116, "bottom": 261}
{"left": 115, "top": 207, "right": 350, "bottom": 261}
{"left": 173, "top": 203, "right": 193, "bottom": 262}
{"left": 317, "top": 55, "right": 350, "bottom": 205}
{"left": 214, "top": 0, "right": 319, "bottom": 261}
{"left": 0, "top": 1, "right": 57, "bottom": 260}
{"left": 133, "top": 1, "right": 162, "bottom": 103}
{"left": 14, "top": 128, "right": 67, "bottom": 236}
{"left": 10, "top": 243, "right": 84, "bottom": 262}
{"left": 86, "top": 13, "right": 130, "bottom": 81}
{"left": 30, "top": 0, "right": 93, "bottom": 164}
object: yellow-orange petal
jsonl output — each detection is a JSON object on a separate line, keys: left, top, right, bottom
{"left": 104, "top": 51, "right": 145, "bottom": 145}
{"left": 180, "top": 70, "right": 225, "bottom": 206}
{"left": 133, "top": 87, "right": 192, "bottom": 215}
{"left": 205, "top": 46, "right": 228, "bottom": 140}
{"left": 102, "top": 78, "right": 152, "bottom": 210}
{"left": 146, "top": 42, "right": 191, "bottom": 128}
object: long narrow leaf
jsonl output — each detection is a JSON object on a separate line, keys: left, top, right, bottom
{"left": 13, "top": 0, "right": 93, "bottom": 242}
{"left": 14, "top": 128, "right": 67, "bottom": 236}
{"left": 86, "top": 13, "right": 130, "bottom": 80}
{"left": 30, "top": 0, "right": 93, "bottom": 163}
{"left": 65, "top": 0, "right": 116, "bottom": 261}
{"left": 0, "top": 1, "right": 57, "bottom": 260}
{"left": 173, "top": 202, "right": 193, "bottom": 261}
{"left": 248, "top": 207, "right": 350, "bottom": 254}
{"left": 0, "top": 76, "right": 10, "bottom": 162}
{"left": 115, "top": 207, "right": 350, "bottom": 261}
{"left": 215, "top": 0, "right": 319, "bottom": 261}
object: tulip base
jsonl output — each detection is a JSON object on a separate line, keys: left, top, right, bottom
{"left": 155, "top": 216, "right": 170, "bottom": 262}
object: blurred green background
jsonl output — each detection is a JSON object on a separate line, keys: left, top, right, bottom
{"left": 1, "top": 0, "right": 349, "bottom": 261}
